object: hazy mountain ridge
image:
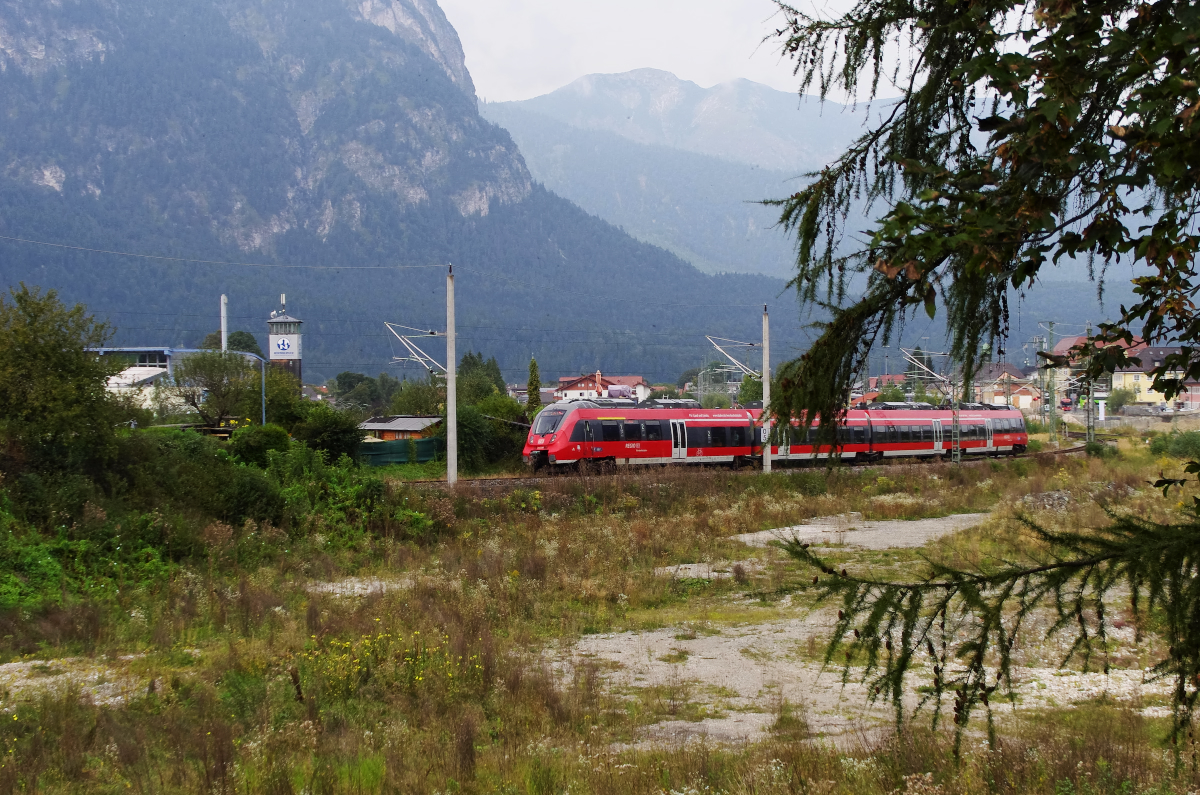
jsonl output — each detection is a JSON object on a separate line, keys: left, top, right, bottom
{"left": 498, "top": 68, "right": 873, "bottom": 172}
{"left": 481, "top": 101, "right": 801, "bottom": 278}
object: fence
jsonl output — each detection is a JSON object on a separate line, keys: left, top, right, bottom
{"left": 358, "top": 437, "right": 443, "bottom": 467}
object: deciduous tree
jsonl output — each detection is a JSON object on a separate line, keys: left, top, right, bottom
{"left": 170, "top": 350, "right": 253, "bottom": 427}
{"left": 0, "top": 285, "right": 120, "bottom": 474}
{"left": 767, "top": 0, "right": 1200, "bottom": 751}
{"left": 769, "top": 0, "right": 1200, "bottom": 425}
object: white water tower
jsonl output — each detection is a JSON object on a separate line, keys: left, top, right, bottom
{"left": 267, "top": 293, "right": 303, "bottom": 382}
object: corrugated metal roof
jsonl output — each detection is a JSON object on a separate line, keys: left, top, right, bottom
{"left": 107, "top": 367, "right": 170, "bottom": 389}
{"left": 359, "top": 415, "right": 442, "bottom": 432}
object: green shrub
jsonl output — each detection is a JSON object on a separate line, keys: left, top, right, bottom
{"left": 266, "top": 442, "right": 387, "bottom": 539}
{"left": 785, "top": 471, "right": 829, "bottom": 497}
{"left": 701, "top": 393, "right": 732, "bottom": 409}
{"left": 112, "top": 429, "right": 284, "bottom": 533}
{"left": 292, "top": 403, "right": 364, "bottom": 462}
{"left": 1150, "top": 431, "right": 1200, "bottom": 460}
{"left": 1107, "top": 387, "right": 1135, "bottom": 413}
{"left": 229, "top": 424, "right": 291, "bottom": 468}
{"left": 1085, "top": 440, "right": 1117, "bottom": 459}
{"left": 1027, "top": 439, "right": 1044, "bottom": 453}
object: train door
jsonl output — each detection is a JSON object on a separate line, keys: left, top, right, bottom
{"left": 932, "top": 420, "right": 944, "bottom": 454}
{"left": 670, "top": 420, "right": 688, "bottom": 460}
{"left": 583, "top": 420, "right": 596, "bottom": 458}
{"left": 985, "top": 419, "right": 994, "bottom": 451}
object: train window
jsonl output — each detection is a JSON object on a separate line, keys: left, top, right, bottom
{"left": 625, "top": 422, "right": 643, "bottom": 441}
{"left": 532, "top": 410, "right": 567, "bottom": 435}
{"left": 569, "top": 422, "right": 585, "bottom": 442}
{"left": 731, "top": 426, "right": 747, "bottom": 446}
{"left": 602, "top": 421, "right": 622, "bottom": 442}
{"left": 872, "top": 424, "right": 887, "bottom": 441}
{"left": 710, "top": 427, "right": 729, "bottom": 447}
{"left": 686, "top": 426, "right": 709, "bottom": 447}
{"left": 896, "top": 425, "right": 908, "bottom": 442}
{"left": 1016, "top": 418, "right": 1025, "bottom": 432}
{"left": 853, "top": 426, "right": 867, "bottom": 443}
{"left": 646, "top": 421, "right": 663, "bottom": 441}
{"left": 837, "top": 426, "right": 851, "bottom": 443}
{"left": 921, "top": 425, "right": 933, "bottom": 442}
{"left": 808, "top": 426, "right": 821, "bottom": 444}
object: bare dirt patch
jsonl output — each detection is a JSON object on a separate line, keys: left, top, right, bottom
{"left": 570, "top": 614, "right": 1172, "bottom": 749}
{"left": 0, "top": 655, "right": 148, "bottom": 708}
{"left": 732, "top": 512, "right": 993, "bottom": 550}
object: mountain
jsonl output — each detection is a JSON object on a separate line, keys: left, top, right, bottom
{"left": 480, "top": 70, "right": 880, "bottom": 279}
{"left": 492, "top": 69, "right": 872, "bottom": 172}
{"left": 0, "top": 0, "right": 798, "bottom": 385}
{"left": 480, "top": 102, "right": 800, "bottom": 278}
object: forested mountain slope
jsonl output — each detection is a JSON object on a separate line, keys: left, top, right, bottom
{"left": 0, "top": 0, "right": 795, "bottom": 384}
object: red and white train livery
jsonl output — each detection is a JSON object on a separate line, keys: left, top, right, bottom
{"left": 523, "top": 400, "right": 1028, "bottom": 470}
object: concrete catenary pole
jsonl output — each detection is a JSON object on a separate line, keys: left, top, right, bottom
{"left": 762, "top": 304, "right": 772, "bottom": 473}
{"left": 221, "top": 294, "right": 228, "bottom": 352}
{"left": 446, "top": 265, "right": 458, "bottom": 485}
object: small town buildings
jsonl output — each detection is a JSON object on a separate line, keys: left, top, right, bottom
{"left": 100, "top": 348, "right": 176, "bottom": 409}
{"left": 971, "top": 363, "right": 1039, "bottom": 408}
{"left": 554, "top": 373, "right": 650, "bottom": 402}
{"left": 866, "top": 374, "right": 907, "bottom": 392}
{"left": 507, "top": 385, "right": 558, "bottom": 405}
{"left": 1110, "top": 346, "right": 1200, "bottom": 409}
{"left": 359, "top": 415, "right": 443, "bottom": 441}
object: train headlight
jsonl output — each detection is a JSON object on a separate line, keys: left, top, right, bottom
{"left": 551, "top": 434, "right": 557, "bottom": 442}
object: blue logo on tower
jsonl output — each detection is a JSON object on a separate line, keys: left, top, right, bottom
{"left": 275, "top": 338, "right": 291, "bottom": 353}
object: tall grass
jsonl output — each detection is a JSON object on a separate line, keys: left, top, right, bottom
{"left": 0, "top": 443, "right": 1192, "bottom": 793}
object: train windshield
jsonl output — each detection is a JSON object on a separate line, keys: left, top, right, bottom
{"left": 532, "top": 409, "right": 567, "bottom": 435}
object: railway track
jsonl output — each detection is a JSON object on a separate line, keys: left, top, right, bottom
{"left": 1063, "top": 429, "right": 1121, "bottom": 441}
{"left": 400, "top": 444, "right": 1089, "bottom": 491}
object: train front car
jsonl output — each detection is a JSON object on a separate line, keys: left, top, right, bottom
{"left": 523, "top": 403, "right": 577, "bottom": 470}
{"left": 525, "top": 400, "right": 758, "bottom": 470}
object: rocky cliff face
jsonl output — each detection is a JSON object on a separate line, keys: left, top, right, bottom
{"left": 0, "top": 1, "right": 796, "bottom": 383}
{"left": 0, "top": 0, "right": 530, "bottom": 254}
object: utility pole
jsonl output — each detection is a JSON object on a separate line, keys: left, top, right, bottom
{"left": 446, "top": 265, "right": 457, "bottom": 486}
{"left": 1045, "top": 321, "right": 1058, "bottom": 447}
{"left": 1085, "top": 322, "right": 1095, "bottom": 443}
{"left": 220, "top": 294, "right": 228, "bottom": 352}
{"left": 762, "top": 304, "right": 772, "bottom": 474}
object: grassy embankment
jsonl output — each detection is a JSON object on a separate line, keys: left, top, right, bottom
{"left": 1, "top": 435, "right": 1197, "bottom": 794}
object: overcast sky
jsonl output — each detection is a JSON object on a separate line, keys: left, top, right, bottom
{"left": 438, "top": 0, "right": 814, "bottom": 102}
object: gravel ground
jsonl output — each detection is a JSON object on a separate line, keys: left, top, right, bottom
{"left": 306, "top": 576, "right": 413, "bottom": 597}
{"left": 571, "top": 510, "right": 1168, "bottom": 748}
{"left": 0, "top": 655, "right": 147, "bottom": 708}
{"left": 732, "top": 512, "right": 993, "bottom": 550}
{"left": 570, "top": 615, "right": 1173, "bottom": 749}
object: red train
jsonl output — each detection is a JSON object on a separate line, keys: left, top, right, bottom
{"left": 523, "top": 400, "right": 1028, "bottom": 470}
